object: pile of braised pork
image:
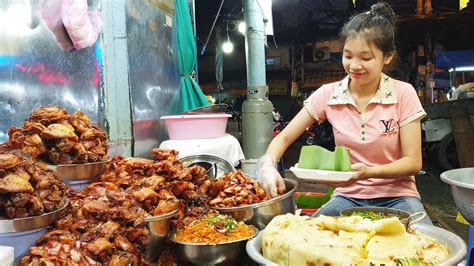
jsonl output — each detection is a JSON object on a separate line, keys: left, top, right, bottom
{"left": 19, "top": 149, "right": 213, "bottom": 265}
{"left": 1, "top": 106, "right": 108, "bottom": 164}
{"left": 18, "top": 148, "right": 272, "bottom": 265}
{"left": 208, "top": 170, "right": 270, "bottom": 208}
{"left": 0, "top": 152, "right": 67, "bottom": 219}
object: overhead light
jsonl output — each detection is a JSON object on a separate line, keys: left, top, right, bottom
{"left": 223, "top": 21, "right": 234, "bottom": 54}
{"left": 0, "top": 3, "right": 34, "bottom": 36}
{"left": 454, "top": 66, "right": 474, "bottom": 71}
{"left": 448, "top": 68, "right": 454, "bottom": 73}
{"left": 238, "top": 22, "right": 246, "bottom": 34}
{"left": 222, "top": 41, "right": 234, "bottom": 54}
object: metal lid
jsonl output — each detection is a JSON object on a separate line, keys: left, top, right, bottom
{"left": 180, "top": 104, "right": 228, "bottom": 115}
{"left": 180, "top": 154, "right": 235, "bottom": 179}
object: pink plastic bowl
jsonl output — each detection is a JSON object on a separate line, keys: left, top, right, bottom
{"left": 161, "top": 114, "right": 231, "bottom": 140}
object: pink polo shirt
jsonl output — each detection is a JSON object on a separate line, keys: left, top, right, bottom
{"left": 304, "top": 73, "right": 426, "bottom": 199}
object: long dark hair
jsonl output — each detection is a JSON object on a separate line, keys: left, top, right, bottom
{"left": 340, "top": 2, "right": 396, "bottom": 56}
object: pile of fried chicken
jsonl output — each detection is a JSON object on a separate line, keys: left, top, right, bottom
{"left": 1, "top": 106, "right": 108, "bottom": 164}
{"left": 18, "top": 149, "right": 273, "bottom": 265}
{"left": 0, "top": 152, "right": 67, "bottom": 219}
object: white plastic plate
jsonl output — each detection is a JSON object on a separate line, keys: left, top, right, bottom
{"left": 289, "top": 164, "right": 355, "bottom": 181}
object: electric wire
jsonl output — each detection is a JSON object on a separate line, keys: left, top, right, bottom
{"left": 201, "top": 0, "right": 225, "bottom": 55}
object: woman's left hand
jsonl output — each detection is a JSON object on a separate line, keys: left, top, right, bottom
{"left": 319, "top": 163, "right": 371, "bottom": 187}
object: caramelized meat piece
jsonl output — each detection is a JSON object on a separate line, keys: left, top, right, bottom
{"left": 86, "top": 238, "right": 115, "bottom": 255}
{"left": 41, "top": 123, "right": 78, "bottom": 141}
{"left": 132, "top": 187, "right": 159, "bottom": 202}
{"left": 27, "top": 105, "right": 69, "bottom": 125}
{"left": 0, "top": 153, "right": 22, "bottom": 169}
{"left": 0, "top": 173, "right": 34, "bottom": 193}
{"left": 82, "top": 200, "right": 109, "bottom": 219}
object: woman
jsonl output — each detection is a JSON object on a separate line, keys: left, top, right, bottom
{"left": 256, "top": 2, "right": 431, "bottom": 223}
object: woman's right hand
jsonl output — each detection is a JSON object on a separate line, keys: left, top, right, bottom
{"left": 256, "top": 154, "right": 285, "bottom": 197}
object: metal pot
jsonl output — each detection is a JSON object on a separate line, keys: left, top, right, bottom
{"left": 170, "top": 226, "right": 258, "bottom": 265}
{"left": 144, "top": 208, "right": 179, "bottom": 262}
{"left": 212, "top": 179, "right": 298, "bottom": 230}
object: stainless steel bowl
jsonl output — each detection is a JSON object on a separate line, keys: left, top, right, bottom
{"left": 180, "top": 154, "right": 235, "bottom": 179}
{"left": 246, "top": 224, "right": 466, "bottom": 265}
{"left": 212, "top": 179, "right": 298, "bottom": 230}
{"left": 45, "top": 160, "right": 108, "bottom": 181}
{"left": 440, "top": 167, "right": 474, "bottom": 224}
{"left": 0, "top": 199, "right": 69, "bottom": 233}
{"left": 144, "top": 208, "right": 179, "bottom": 262}
{"left": 170, "top": 225, "right": 258, "bottom": 265}
{"left": 181, "top": 104, "right": 228, "bottom": 115}
{"left": 340, "top": 206, "right": 427, "bottom": 231}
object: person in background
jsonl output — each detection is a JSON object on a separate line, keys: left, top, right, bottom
{"left": 450, "top": 76, "right": 474, "bottom": 101}
{"left": 256, "top": 2, "right": 432, "bottom": 224}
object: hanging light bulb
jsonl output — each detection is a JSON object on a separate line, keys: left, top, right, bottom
{"left": 238, "top": 21, "right": 246, "bottom": 34}
{"left": 222, "top": 41, "right": 234, "bottom": 54}
{"left": 222, "top": 21, "right": 234, "bottom": 54}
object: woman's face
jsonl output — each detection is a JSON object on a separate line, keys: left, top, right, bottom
{"left": 342, "top": 36, "right": 393, "bottom": 89}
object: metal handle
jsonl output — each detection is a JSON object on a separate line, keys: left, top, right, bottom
{"left": 407, "top": 212, "right": 427, "bottom": 232}
{"left": 211, "top": 162, "right": 218, "bottom": 178}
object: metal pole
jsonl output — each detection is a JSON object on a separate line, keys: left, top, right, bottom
{"left": 190, "top": 0, "right": 199, "bottom": 83}
{"left": 100, "top": 0, "right": 134, "bottom": 157}
{"left": 241, "top": 0, "right": 273, "bottom": 160}
{"left": 244, "top": 0, "right": 266, "bottom": 86}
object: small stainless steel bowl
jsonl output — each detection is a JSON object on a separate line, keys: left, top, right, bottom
{"left": 211, "top": 179, "right": 298, "bottom": 230}
{"left": 340, "top": 206, "right": 427, "bottom": 231}
{"left": 0, "top": 199, "right": 69, "bottom": 233}
{"left": 45, "top": 160, "right": 108, "bottom": 181}
{"left": 144, "top": 208, "right": 179, "bottom": 262}
{"left": 170, "top": 225, "right": 258, "bottom": 265}
{"left": 180, "top": 154, "right": 235, "bottom": 179}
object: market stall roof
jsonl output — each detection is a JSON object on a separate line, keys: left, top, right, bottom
{"left": 435, "top": 50, "right": 474, "bottom": 67}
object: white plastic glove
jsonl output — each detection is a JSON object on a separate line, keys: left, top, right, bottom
{"left": 256, "top": 154, "right": 286, "bottom": 197}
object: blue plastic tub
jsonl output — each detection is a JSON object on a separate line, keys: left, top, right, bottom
{"left": 67, "top": 180, "right": 91, "bottom": 191}
{"left": 0, "top": 227, "right": 47, "bottom": 259}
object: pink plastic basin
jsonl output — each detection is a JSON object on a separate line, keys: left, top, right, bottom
{"left": 161, "top": 114, "right": 231, "bottom": 140}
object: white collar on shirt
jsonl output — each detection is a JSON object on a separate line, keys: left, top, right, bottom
{"left": 328, "top": 73, "right": 398, "bottom": 106}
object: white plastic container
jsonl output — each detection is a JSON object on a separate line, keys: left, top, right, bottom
{"left": 0, "top": 227, "right": 47, "bottom": 260}
{"left": 0, "top": 246, "right": 14, "bottom": 265}
{"left": 161, "top": 114, "right": 231, "bottom": 140}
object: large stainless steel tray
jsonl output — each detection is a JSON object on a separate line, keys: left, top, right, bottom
{"left": 246, "top": 223, "right": 466, "bottom": 265}
{"left": 0, "top": 199, "right": 69, "bottom": 233}
{"left": 45, "top": 160, "right": 108, "bottom": 181}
